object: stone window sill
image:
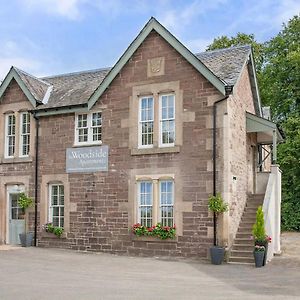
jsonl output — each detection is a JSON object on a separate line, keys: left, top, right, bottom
{"left": 1, "top": 157, "right": 33, "bottom": 164}
{"left": 132, "top": 235, "right": 177, "bottom": 243}
{"left": 40, "top": 231, "right": 67, "bottom": 239}
{"left": 131, "top": 146, "right": 180, "bottom": 156}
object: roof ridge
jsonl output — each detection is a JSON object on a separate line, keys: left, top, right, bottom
{"left": 195, "top": 44, "right": 251, "bottom": 56}
{"left": 41, "top": 67, "right": 111, "bottom": 79}
{"left": 13, "top": 66, "right": 52, "bottom": 86}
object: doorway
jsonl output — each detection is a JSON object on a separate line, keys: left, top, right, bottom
{"left": 6, "top": 186, "right": 25, "bottom": 245}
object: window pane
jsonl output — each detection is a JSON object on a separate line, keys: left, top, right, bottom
{"left": 160, "top": 95, "right": 175, "bottom": 145}
{"left": 160, "top": 180, "right": 174, "bottom": 226}
{"left": 50, "top": 184, "right": 64, "bottom": 228}
{"left": 139, "top": 181, "right": 153, "bottom": 227}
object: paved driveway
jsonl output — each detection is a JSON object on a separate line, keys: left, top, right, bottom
{"left": 0, "top": 236, "right": 299, "bottom": 300}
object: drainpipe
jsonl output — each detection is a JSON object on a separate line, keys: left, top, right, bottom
{"left": 33, "top": 113, "right": 39, "bottom": 247}
{"left": 212, "top": 94, "right": 230, "bottom": 246}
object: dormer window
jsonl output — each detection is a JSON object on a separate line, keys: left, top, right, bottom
{"left": 75, "top": 112, "right": 102, "bottom": 145}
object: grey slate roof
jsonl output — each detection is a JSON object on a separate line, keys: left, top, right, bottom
{"left": 7, "top": 45, "right": 251, "bottom": 110}
{"left": 39, "top": 68, "right": 110, "bottom": 109}
{"left": 196, "top": 45, "right": 251, "bottom": 86}
{"left": 14, "top": 67, "right": 51, "bottom": 102}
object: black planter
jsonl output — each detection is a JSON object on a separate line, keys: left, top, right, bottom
{"left": 19, "top": 233, "right": 34, "bottom": 247}
{"left": 210, "top": 246, "right": 225, "bottom": 265}
{"left": 253, "top": 251, "right": 265, "bottom": 267}
{"left": 255, "top": 241, "right": 268, "bottom": 266}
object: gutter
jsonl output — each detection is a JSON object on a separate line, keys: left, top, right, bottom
{"left": 33, "top": 113, "right": 40, "bottom": 247}
{"left": 212, "top": 92, "right": 231, "bottom": 246}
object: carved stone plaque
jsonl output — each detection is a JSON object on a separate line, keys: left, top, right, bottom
{"left": 147, "top": 57, "right": 165, "bottom": 77}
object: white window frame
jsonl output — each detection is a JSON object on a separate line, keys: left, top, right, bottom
{"left": 48, "top": 184, "right": 64, "bottom": 228}
{"left": 5, "top": 113, "right": 16, "bottom": 158}
{"left": 159, "top": 180, "right": 174, "bottom": 227}
{"left": 136, "top": 177, "right": 175, "bottom": 227}
{"left": 138, "top": 96, "right": 154, "bottom": 149}
{"left": 19, "top": 112, "right": 31, "bottom": 157}
{"left": 159, "top": 94, "right": 175, "bottom": 148}
{"left": 75, "top": 112, "right": 102, "bottom": 146}
{"left": 137, "top": 181, "right": 153, "bottom": 227}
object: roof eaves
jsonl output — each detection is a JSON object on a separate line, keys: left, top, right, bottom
{"left": 0, "top": 67, "right": 38, "bottom": 108}
{"left": 87, "top": 17, "right": 226, "bottom": 110}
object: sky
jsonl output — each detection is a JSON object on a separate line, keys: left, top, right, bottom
{"left": 0, "top": 0, "right": 299, "bottom": 79}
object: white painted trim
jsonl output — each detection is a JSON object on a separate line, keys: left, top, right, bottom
{"left": 4, "top": 113, "right": 16, "bottom": 159}
{"left": 74, "top": 111, "right": 102, "bottom": 146}
{"left": 159, "top": 94, "right": 175, "bottom": 148}
{"left": 19, "top": 112, "right": 31, "bottom": 158}
{"left": 42, "top": 85, "right": 53, "bottom": 104}
{"left": 138, "top": 96, "right": 154, "bottom": 149}
{"left": 6, "top": 185, "right": 24, "bottom": 244}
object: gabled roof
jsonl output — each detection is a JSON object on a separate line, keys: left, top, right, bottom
{"left": 196, "top": 45, "right": 251, "bottom": 86}
{"left": 39, "top": 68, "right": 110, "bottom": 109}
{"left": 87, "top": 17, "right": 227, "bottom": 109}
{"left": 0, "top": 67, "right": 50, "bottom": 107}
{"left": 14, "top": 67, "right": 51, "bottom": 102}
{"left": 0, "top": 17, "right": 262, "bottom": 116}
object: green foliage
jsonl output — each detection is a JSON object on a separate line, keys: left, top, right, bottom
{"left": 278, "top": 116, "right": 300, "bottom": 230}
{"left": 207, "top": 32, "right": 265, "bottom": 71}
{"left": 132, "top": 223, "right": 176, "bottom": 240}
{"left": 207, "top": 15, "right": 300, "bottom": 231}
{"left": 18, "top": 193, "right": 33, "bottom": 211}
{"left": 252, "top": 206, "right": 266, "bottom": 242}
{"left": 44, "top": 223, "right": 64, "bottom": 238}
{"left": 259, "top": 15, "right": 300, "bottom": 121}
{"left": 208, "top": 193, "right": 228, "bottom": 214}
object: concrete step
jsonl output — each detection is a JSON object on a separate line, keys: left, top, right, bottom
{"left": 228, "top": 256, "right": 254, "bottom": 264}
{"left": 230, "top": 250, "right": 253, "bottom": 258}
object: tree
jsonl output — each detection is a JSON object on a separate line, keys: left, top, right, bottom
{"left": 207, "top": 32, "right": 265, "bottom": 72}
{"left": 259, "top": 15, "right": 300, "bottom": 122}
{"left": 207, "top": 15, "right": 300, "bottom": 231}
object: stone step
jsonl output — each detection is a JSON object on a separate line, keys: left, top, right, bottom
{"left": 244, "top": 207, "right": 260, "bottom": 213}
{"left": 247, "top": 193, "right": 265, "bottom": 199}
{"left": 228, "top": 256, "right": 254, "bottom": 264}
{"left": 230, "top": 250, "right": 253, "bottom": 258}
{"left": 236, "top": 232, "right": 253, "bottom": 239}
{"left": 237, "top": 227, "right": 252, "bottom": 234}
{"left": 234, "top": 238, "right": 253, "bottom": 245}
{"left": 242, "top": 216, "right": 257, "bottom": 222}
{"left": 232, "top": 244, "right": 254, "bottom": 251}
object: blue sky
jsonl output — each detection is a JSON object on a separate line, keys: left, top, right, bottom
{"left": 0, "top": 0, "right": 299, "bottom": 79}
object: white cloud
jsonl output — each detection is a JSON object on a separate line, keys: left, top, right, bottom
{"left": 0, "top": 57, "right": 42, "bottom": 80}
{"left": 158, "top": 0, "right": 228, "bottom": 34}
{"left": 185, "top": 37, "right": 213, "bottom": 52}
{"left": 22, "top": 0, "right": 84, "bottom": 20}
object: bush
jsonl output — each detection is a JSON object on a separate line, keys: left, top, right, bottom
{"left": 252, "top": 206, "right": 266, "bottom": 242}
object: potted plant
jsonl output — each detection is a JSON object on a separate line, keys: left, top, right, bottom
{"left": 208, "top": 193, "right": 228, "bottom": 265}
{"left": 43, "top": 223, "right": 64, "bottom": 238}
{"left": 252, "top": 206, "right": 271, "bottom": 266}
{"left": 18, "top": 192, "right": 33, "bottom": 247}
{"left": 131, "top": 223, "right": 176, "bottom": 240}
{"left": 253, "top": 245, "right": 265, "bottom": 267}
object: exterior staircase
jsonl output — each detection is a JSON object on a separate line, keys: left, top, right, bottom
{"left": 228, "top": 194, "right": 264, "bottom": 264}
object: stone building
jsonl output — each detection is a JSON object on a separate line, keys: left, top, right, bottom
{"left": 0, "top": 18, "right": 283, "bottom": 262}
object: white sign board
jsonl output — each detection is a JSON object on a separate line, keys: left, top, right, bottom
{"left": 66, "top": 146, "right": 109, "bottom": 173}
